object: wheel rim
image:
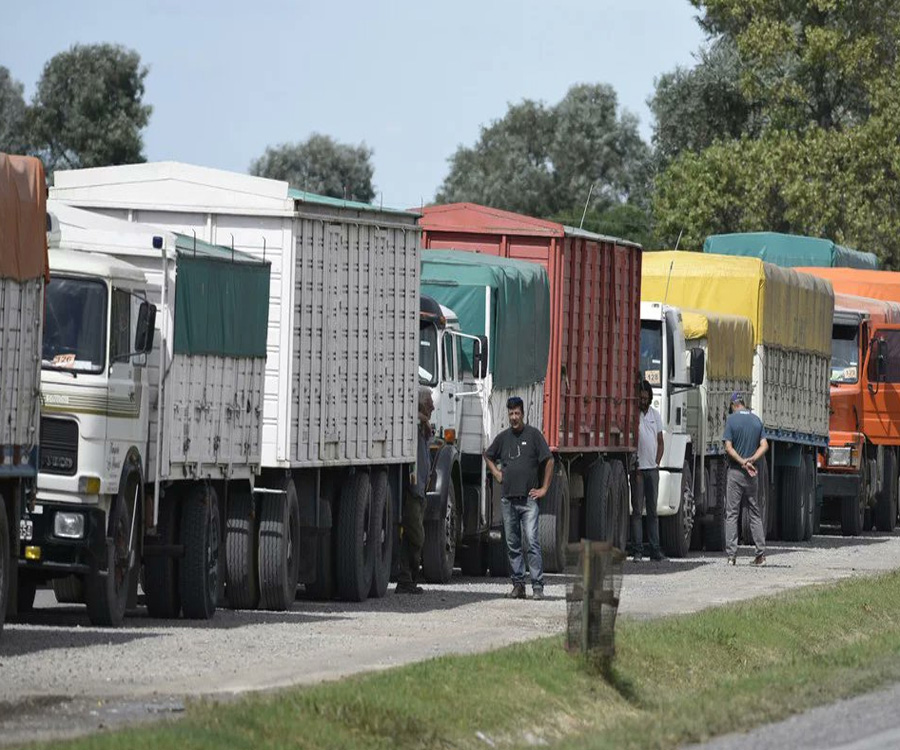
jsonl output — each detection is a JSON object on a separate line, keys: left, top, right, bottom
{"left": 113, "top": 500, "right": 130, "bottom": 591}
{"left": 444, "top": 498, "right": 456, "bottom": 560}
{"left": 681, "top": 470, "right": 694, "bottom": 548}
{"left": 208, "top": 503, "right": 220, "bottom": 596}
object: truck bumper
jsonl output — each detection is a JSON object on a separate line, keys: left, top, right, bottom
{"left": 18, "top": 504, "right": 108, "bottom": 577}
{"left": 819, "top": 472, "right": 860, "bottom": 499}
{"left": 655, "top": 469, "right": 681, "bottom": 518}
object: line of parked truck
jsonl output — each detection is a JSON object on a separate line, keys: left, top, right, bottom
{"left": 2, "top": 152, "right": 900, "bottom": 635}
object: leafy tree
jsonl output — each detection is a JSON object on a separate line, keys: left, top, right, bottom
{"left": 649, "top": 38, "right": 758, "bottom": 164}
{"left": 0, "top": 66, "right": 29, "bottom": 154}
{"left": 436, "top": 83, "right": 651, "bottom": 228}
{"left": 29, "top": 44, "right": 151, "bottom": 171}
{"left": 250, "top": 134, "right": 375, "bottom": 203}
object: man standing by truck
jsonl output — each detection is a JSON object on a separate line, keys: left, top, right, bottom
{"left": 724, "top": 393, "right": 769, "bottom": 566}
{"left": 484, "top": 396, "right": 554, "bottom": 600}
{"left": 396, "top": 389, "right": 435, "bottom": 594}
{"left": 632, "top": 380, "right": 666, "bottom": 562}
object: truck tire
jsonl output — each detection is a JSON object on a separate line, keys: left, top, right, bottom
{"left": 179, "top": 484, "right": 220, "bottom": 620}
{"left": 609, "top": 460, "right": 630, "bottom": 552}
{"left": 259, "top": 478, "right": 301, "bottom": 611}
{"left": 875, "top": 450, "right": 898, "bottom": 532}
{"left": 704, "top": 461, "right": 726, "bottom": 552}
{"left": 803, "top": 454, "right": 816, "bottom": 541}
{"left": 538, "top": 465, "right": 569, "bottom": 573}
{"left": 766, "top": 461, "right": 780, "bottom": 541}
{"left": 779, "top": 464, "right": 805, "bottom": 542}
{"left": 423, "top": 481, "right": 458, "bottom": 584}
{"left": 336, "top": 473, "right": 376, "bottom": 602}
{"left": 458, "top": 538, "right": 487, "bottom": 576}
{"left": 660, "top": 461, "right": 693, "bottom": 558}
{"left": 488, "top": 533, "right": 510, "bottom": 578}
{"left": 841, "top": 457, "right": 866, "bottom": 536}
{"left": 304, "top": 500, "right": 334, "bottom": 601}
{"left": 224, "top": 486, "right": 258, "bottom": 610}
{"left": 85, "top": 489, "right": 133, "bottom": 627}
{"left": 0, "top": 495, "right": 8, "bottom": 633}
{"left": 585, "top": 462, "right": 612, "bottom": 543}
{"left": 144, "top": 491, "right": 181, "bottom": 619}
{"left": 52, "top": 575, "right": 84, "bottom": 604}
{"left": 369, "top": 470, "right": 393, "bottom": 598}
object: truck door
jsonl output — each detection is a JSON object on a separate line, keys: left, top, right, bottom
{"left": 438, "top": 330, "right": 459, "bottom": 436}
{"left": 861, "top": 324, "right": 900, "bottom": 442}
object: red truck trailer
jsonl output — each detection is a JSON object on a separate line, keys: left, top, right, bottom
{"left": 419, "top": 202, "right": 642, "bottom": 570}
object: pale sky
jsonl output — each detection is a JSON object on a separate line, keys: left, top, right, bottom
{"left": 4, "top": 1, "right": 706, "bottom": 209}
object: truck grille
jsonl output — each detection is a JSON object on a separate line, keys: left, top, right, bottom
{"left": 40, "top": 417, "right": 78, "bottom": 476}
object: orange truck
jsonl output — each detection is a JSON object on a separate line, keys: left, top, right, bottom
{"left": 798, "top": 268, "right": 900, "bottom": 535}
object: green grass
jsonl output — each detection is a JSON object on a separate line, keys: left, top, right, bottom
{"left": 20, "top": 571, "right": 900, "bottom": 750}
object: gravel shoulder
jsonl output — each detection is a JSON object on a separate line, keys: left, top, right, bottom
{"left": 1, "top": 531, "right": 899, "bottom": 745}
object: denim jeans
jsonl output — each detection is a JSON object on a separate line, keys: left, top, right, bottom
{"left": 501, "top": 496, "right": 543, "bottom": 589}
{"left": 630, "top": 469, "right": 661, "bottom": 556}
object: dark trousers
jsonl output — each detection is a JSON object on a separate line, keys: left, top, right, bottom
{"left": 398, "top": 490, "right": 425, "bottom": 585}
{"left": 630, "top": 468, "right": 661, "bottom": 555}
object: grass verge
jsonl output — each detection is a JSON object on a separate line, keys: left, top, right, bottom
{"left": 19, "top": 570, "right": 900, "bottom": 750}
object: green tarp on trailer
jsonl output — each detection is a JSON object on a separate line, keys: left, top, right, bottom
{"left": 421, "top": 250, "right": 550, "bottom": 389}
{"left": 703, "top": 232, "right": 879, "bottom": 270}
{"left": 173, "top": 236, "right": 270, "bottom": 358}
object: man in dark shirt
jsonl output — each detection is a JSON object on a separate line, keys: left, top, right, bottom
{"left": 396, "top": 388, "right": 434, "bottom": 594}
{"left": 723, "top": 392, "right": 769, "bottom": 566}
{"left": 484, "top": 396, "right": 554, "bottom": 600}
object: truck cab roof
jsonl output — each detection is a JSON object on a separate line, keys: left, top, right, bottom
{"left": 49, "top": 247, "right": 147, "bottom": 286}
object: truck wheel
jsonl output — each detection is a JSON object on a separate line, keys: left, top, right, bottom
{"left": 304, "top": 500, "right": 334, "bottom": 601}
{"left": 0, "top": 495, "right": 8, "bottom": 632}
{"left": 803, "top": 454, "right": 816, "bottom": 541}
{"left": 423, "top": 481, "right": 458, "bottom": 584}
{"left": 144, "top": 491, "right": 181, "bottom": 618}
{"left": 488, "top": 532, "right": 510, "bottom": 577}
{"left": 660, "top": 461, "right": 693, "bottom": 558}
{"left": 875, "top": 451, "right": 898, "bottom": 532}
{"left": 336, "top": 473, "right": 375, "bottom": 602}
{"left": 585, "top": 462, "right": 612, "bottom": 543}
{"left": 704, "top": 462, "right": 726, "bottom": 552}
{"left": 225, "top": 485, "right": 258, "bottom": 610}
{"left": 766, "top": 462, "right": 780, "bottom": 541}
{"left": 259, "top": 478, "right": 301, "bottom": 611}
{"left": 841, "top": 457, "right": 866, "bottom": 535}
{"left": 52, "top": 575, "right": 84, "bottom": 604}
{"left": 539, "top": 465, "right": 570, "bottom": 573}
{"left": 86, "top": 490, "right": 132, "bottom": 627}
{"left": 779, "top": 465, "right": 805, "bottom": 542}
{"left": 458, "top": 538, "right": 487, "bottom": 576}
{"left": 609, "top": 460, "right": 630, "bottom": 552}
{"left": 179, "top": 484, "right": 220, "bottom": 620}
{"left": 369, "top": 470, "right": 394, "bottom": 598}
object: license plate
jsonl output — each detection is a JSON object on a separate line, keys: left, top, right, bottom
{"left": 19, "top": 519, "right": 33, "bottom": 542}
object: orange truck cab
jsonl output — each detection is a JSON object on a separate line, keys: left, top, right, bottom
{"left": 799, "top": 267, "right": 900, "bottom": 535}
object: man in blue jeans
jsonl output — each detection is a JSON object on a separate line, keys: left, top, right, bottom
{"left": 484, "top": 396, "right": 554, "bottom": 600}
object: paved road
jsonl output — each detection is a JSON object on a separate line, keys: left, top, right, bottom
{"left": 686, "top": 682, "right": 900, "bottom": 750}
{"left": 1, "top": 530, "right": 899, "bottom": 745}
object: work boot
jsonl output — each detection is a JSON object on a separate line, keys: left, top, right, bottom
{"left": 751, "top": 554, "right": 767, "bottom": 567}
{"left": 726, "top": 557, "right": 736, "bottom": 566}
{"left": 395, "top": 582, "right": 424, "bottom": 595}
{"left": 649, "top": 550, "right": 667, "bottom": 562}
{"left": 532, "top": 587, "right": 545, "bottom": 601}
{"left": 506, "top": 583, "right": 527, "bottom": 599}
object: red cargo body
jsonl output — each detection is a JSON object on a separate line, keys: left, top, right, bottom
{"left": 419, "top": 203, "right": 641, "bottom": 454}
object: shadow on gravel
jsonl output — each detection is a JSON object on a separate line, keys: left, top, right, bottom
{"left": 296, "top": 585, "right": 512, "bottom": 614}
{"left": 622, "top": 559, "right": 711, "bottom": 576}
{"left": 768, "top": 535, "right": 892, "bottom": 552}
{"left": 0, "top": 627, "right": 154, "bottom": 657}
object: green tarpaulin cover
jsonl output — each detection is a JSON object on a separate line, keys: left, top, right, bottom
{"left": 421, "top": 250, "right": 550, "bottom": 389}
{"left": 703, "top": 232, "right": 879, "bottom": 270}
{"left": 173, "top": 244, "right": 270, "bottom": 358}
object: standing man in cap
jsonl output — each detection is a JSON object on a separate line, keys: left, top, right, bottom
{"left": 632, "top": 379, "right": 666, "bottom": 561}
{"left": 723, "top": 392, "right": 769, "bottom": 566}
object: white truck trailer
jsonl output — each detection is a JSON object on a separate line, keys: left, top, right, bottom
{"left": 418, "top": 251, "right": 551, "bottom": 579}
{"left": 22, "top": 204, "right": 271, "bottom": 626}
{"left": 50, "top": 162, "right": 420, "bottom": 603}
{"left": 0, "top": 154, "right": 47, "bottom": 635}
{"left": 642, "top": 252, "right": 833, "bottom": 547}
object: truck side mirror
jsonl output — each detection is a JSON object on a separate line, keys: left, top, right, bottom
{"left": 877, "top": 340, "right": 887, "bottom": 382}
{"left": 472, "top": 336, "right": 489, "bottom": 379}
{"left": 689, "top": 347, "right": 705, "bottom": 386}
{"left": 135, "top": 301, "right": 157, "bottom": 354}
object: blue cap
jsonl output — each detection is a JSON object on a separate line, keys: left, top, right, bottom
{"left": 731, "top": 392, "right": 745, "bottom": 404}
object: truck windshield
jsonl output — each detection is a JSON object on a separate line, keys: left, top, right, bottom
{"left": 640, "top": 320, "right": 663, "bottom": 387}
{"left": 42, "top": 277, "right": 108, "bottom": 374}
{"left": 419, "top": 323, "right": 439, "bottom": 386}
{"left": 831, "top": 324, "right": 859, "bottom": 384}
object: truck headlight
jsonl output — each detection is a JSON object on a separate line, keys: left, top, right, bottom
{"left": 54, "top": 512, "right": 85, "bottom": 539}
{"left": 827, "top": 447, "right": 852, "bottom": 467}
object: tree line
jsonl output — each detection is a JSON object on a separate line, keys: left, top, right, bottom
{"left": 4, "top": 1, "right": 899, "bottom": 265}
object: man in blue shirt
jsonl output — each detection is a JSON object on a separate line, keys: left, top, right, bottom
{"left": 723, "top": 392, "right": 769, "bottom": 566}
